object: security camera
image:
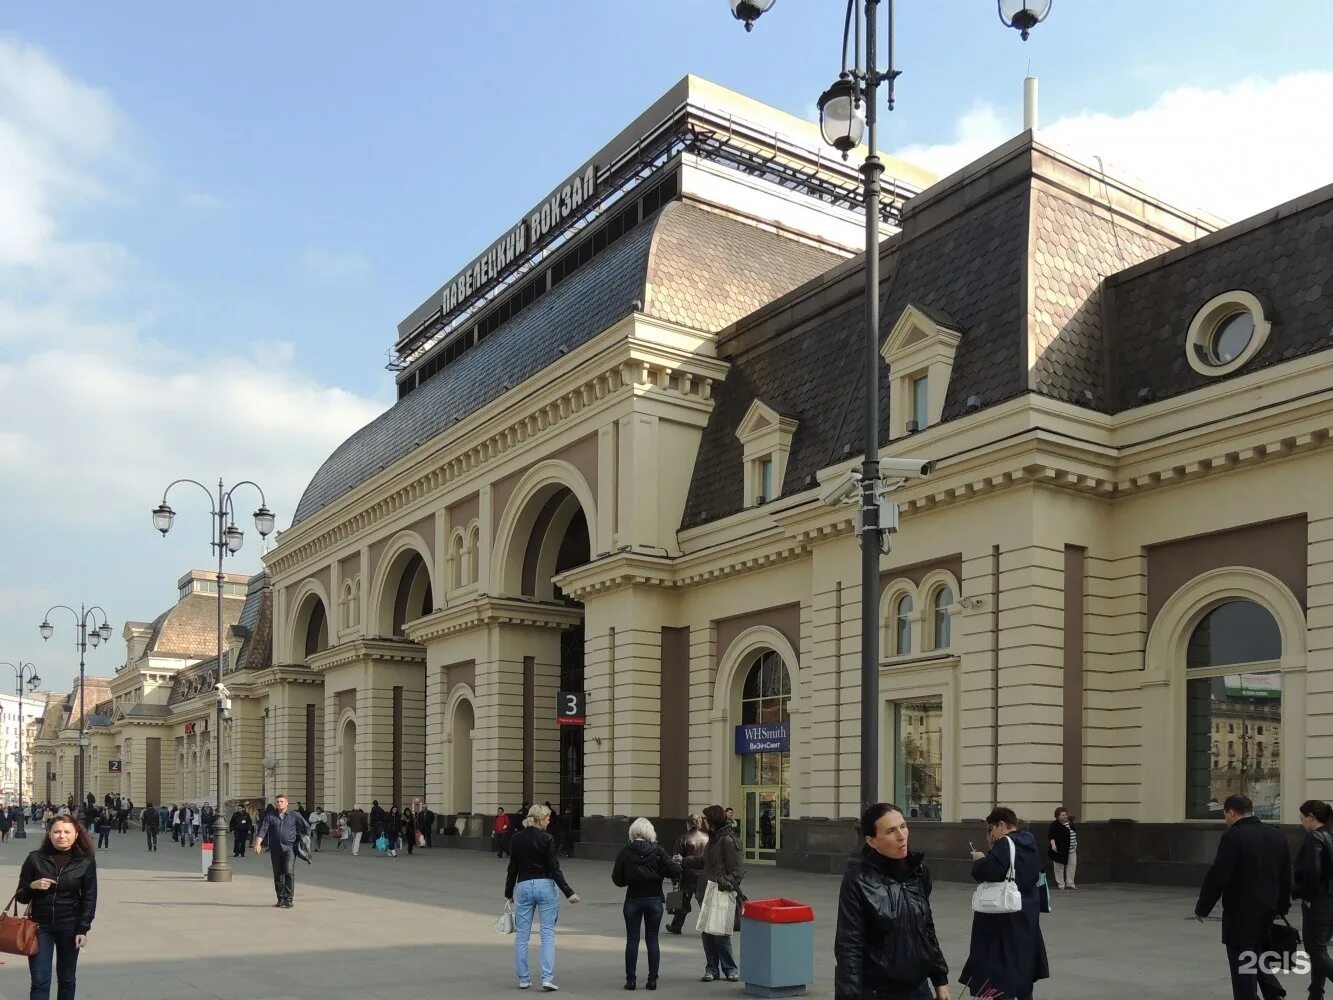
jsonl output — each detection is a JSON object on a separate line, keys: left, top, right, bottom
{"left": 879, "top": 457, "right": 933, "bottom": 480}
{"left": 820, "top": 469, "right": 864, "bottom": 507}
{"left": 215, "top": 682, "right": 231, "bottom": 698}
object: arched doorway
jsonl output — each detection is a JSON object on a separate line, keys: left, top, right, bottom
{"left": 737, "top": 650, "right": 791, "bottom": 863}
{"left": 293, "top": 592, "right": 330, "bottom": 658}
{"left": 339, "top": 717, "right": 357, "bottom": 810}
{"left": 450, "top": 698, "right": 475, "bottom": 813}
{"left": 371, "top": 537, "right": 437, "bottom": 638}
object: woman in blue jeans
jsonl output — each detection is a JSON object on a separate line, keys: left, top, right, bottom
{"left": 612, "top": 818, "right": 682, "bottom": 990}
{"left": 505, "top": 804, "right": 581, "bottom": 991}
{"left": 15, "top": 815, "right": 98, "bottom": 1000}
{"left": 680, "top": 804, "right": 744, "bottom": 982}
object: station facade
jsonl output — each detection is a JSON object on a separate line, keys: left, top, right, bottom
{"left": 32, "top": 76, "right": 1333, "bottom": 878}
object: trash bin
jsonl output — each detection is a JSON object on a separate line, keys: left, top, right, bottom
{"left": 738, "top": 897, "right": 815, "bottom": 997}
{"left": 201, "top": 840, "right": 213, "bottom": 877}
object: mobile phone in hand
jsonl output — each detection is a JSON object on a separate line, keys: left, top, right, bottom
{"left": 968, "top": 841, "right": 976, "bottom": 853}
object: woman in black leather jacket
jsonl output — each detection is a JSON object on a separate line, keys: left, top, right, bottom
{"left": 1295, "top": 799, "right": 1333, "bottom": 998}
{"left": 15, "top": 815, "right": 98, "bottom": 1000}
{"left": 835, "top": 803, "right": 948, "bottom": 1000}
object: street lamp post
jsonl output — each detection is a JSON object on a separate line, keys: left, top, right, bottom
{"left": 1, "top": 661, "right": 41, "bottom": 838}
{"left": 151, "top": 478, "right": 275, "bottom": 883}
{"left": 731, "top": 0, "right": 1050, "bottom": 813}
{"left": 38, "top": 606, "right": 112, "bottom": 810}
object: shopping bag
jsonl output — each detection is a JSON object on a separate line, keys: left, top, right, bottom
{"left": 665, "top": 888, "right": 686, "bottom": 914}
{"left": 0, "top": 896, "right": 38, "bottom": 956}
{"left": 494, "top": 901, "right": 515, "bottom": 935}
{"left": 971, "top": 836, "right": 1022, "bottom": 914}
{"left": 375, "top": 835, "right": 389, "bottom": 854}
{"left": 1036, "top": 870, "right": 1052, "bottom": 914}
{"left": 416, "top": 831, "right": 426, "bottom": 848}
{"left": 695, "top": 880, "right": 736, "bottom": 936}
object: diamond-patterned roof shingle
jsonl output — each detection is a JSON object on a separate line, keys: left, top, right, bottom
{"left": 145, "top": 591, "right": 244, "bottom": 660}
{"left": 1108, "top": 190, "right": 1333, "bottom": 410}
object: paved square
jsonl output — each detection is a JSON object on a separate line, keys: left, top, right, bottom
{"left": 0, "top": 833, "right": 1310, "bottom": 999}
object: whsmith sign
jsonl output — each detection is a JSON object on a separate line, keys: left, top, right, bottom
{"left": 734, "top": 722, "right": 790, "bottom": 755}
{"left": 420, "top": 163, "right": 600, "bottom": 328}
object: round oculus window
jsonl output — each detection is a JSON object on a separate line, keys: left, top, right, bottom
{"left": 1209, "top": 311, "right": 1255, "bottom": 366}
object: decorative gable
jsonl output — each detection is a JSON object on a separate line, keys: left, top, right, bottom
{"left": 736, "top": 399, "right": 798, "bottom": 507}
{"left": 882, "top": 303, "right": 964, "bottom": 437}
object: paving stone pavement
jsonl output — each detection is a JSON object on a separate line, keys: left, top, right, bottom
{"left": 0, "top": 831, "right": 1311, "bottom": 999}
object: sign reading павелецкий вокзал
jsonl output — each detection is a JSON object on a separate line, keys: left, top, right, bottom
{"left": 439, "top": 164, "right": 598, "bottom": 317}
{"left": 734, "top": 722, "right": 790, "bottom": 755}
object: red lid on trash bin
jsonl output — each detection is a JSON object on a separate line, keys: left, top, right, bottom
{"left": 202, "top": 841, "right": 213, "bottom": 849}
{"left": 743, "top": 898, "right": 814, "bottom": 923}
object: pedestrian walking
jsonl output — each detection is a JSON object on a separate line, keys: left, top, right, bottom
{"left": 190, "top": 806, "right": 201, "bottom": 845}
{"left": 1046, "top": 807, "right": 1078, "bottom": 890}
{"left": 1295, "top": 799, "right": 1333, "bottom": 999}
{"left": 142, "top": 801, "right": 159, "bottom": 851}
{"left": 505, "top": 803, "right": 581, "bottom": 991}
{"left": 15, "top": 815, "right": 98, "bottom": 1000}
{"left": 229, "top": 804, "right": 254, "bottom": 858}
{"left": 960, "top": 807, "right": 1049, "bottom": 1000}
{"left": 254, "top": 794, "right": 311, "bottom": 908}
{"left": 336, "top": 812, "right": 350, "bottom": 851}
{"left": 417, "top": 802, "right": 435, "bottom": 848}
{"left": 310, "top": 807, "right": 328, "bottom": 852}
{"left": 835, "top": 802, "right": 949, "bottom": 1000}
{"left": 495, "top": 807, "right": 513, "bottom": 857}
{"left": 347, "top": 805, "right": 367, "bottom": 856}
{"left": 94, "top": 809, "right": 112, "bottom": 850}
{"left": 666, "top": 812, "right": 707, "bottom": 935}
{"left": 1195, "top": 793, "right": 1292, "bottom": 1000}
{"left": 399, "top": 808, "right": 416, "bottom": 856}
{"left": 679, "top": 804, "right": 744, "bottom": 983}
{"left": 612, "top": 818, "right": 681, "bottom": 991}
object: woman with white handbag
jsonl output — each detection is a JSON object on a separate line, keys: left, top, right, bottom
{"left": 959, "top": 808, "right": 1049, "bottom": 1000}
{"left": 678, "top": 804, "right": 743, "bottom": 983}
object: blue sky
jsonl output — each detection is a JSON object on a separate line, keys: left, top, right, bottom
{"left": 2, "top": 1, "right": 1331, "bottom": 693}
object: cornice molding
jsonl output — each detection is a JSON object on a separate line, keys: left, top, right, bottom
{"left": 404, "top": 596, "right": 585, "bottom": 643}
{"left": 305, "top": 638, "right": 427, "bottom": 674}
{"left": 268, "top": 324, "right": 729, "bottom": 580}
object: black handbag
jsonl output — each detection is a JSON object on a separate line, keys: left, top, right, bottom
{"left": 1269, "top": 914, "right": 1302, "bottom": 967}
{"left": 665, "top": 888, "right": 686, "bottom": 914}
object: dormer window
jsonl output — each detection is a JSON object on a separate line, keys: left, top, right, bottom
{"left": 882, "top": 303, "right": 963, "bottom": 438}
{"left": 736, "top": 400, "right": 798, "bottom": 508}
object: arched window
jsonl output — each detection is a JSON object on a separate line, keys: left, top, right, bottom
{"left": 739, "top": 650, "right": 791, "bottom": 861}
{"left": 894, "top": 594, "right": 914, "bottom": 656}
{"left": 1185, "top": 600, "right": 1282, "bottom": 820}
{"left": 931, "top": 586, "right": 954, "bottom": 650}
{"left": 466, "top": 522, "right": 481, "bottom": 586}
{"left": 450, "top": 532, "right": 466, "bottom": 591}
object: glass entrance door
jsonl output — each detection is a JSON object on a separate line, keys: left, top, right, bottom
{"left": 740, "top": 785, "right": 787, "bottom": 862}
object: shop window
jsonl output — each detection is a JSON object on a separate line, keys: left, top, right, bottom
{"left": 739, "top": 650, "right": 791, "bottom": 863}
{"left": 892, "top": 697, "right": 943, "bottom": 820}
{"left": 1185, "top": 600, "right": 1282, "bottom": 820}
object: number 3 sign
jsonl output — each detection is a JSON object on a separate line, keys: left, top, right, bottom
{"left": 556, "top": 691, "right": 586, "bottom": 727}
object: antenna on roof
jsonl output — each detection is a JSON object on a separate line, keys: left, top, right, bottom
{"left": 1023, "top": 75, "right": 1039, "bottom": 134}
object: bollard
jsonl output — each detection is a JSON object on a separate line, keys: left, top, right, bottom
{"left": 738, "top": 897, "right": 815, "bottom": 997}
{"left": 201, "top": 839, "right": 213, "bottom": 877}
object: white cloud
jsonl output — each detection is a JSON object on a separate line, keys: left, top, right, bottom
{"left": 897, "top": 71, "right": 1333, "bottom": 222}
{"left": 0, "top": 36, "right": 385, "bottom": 691}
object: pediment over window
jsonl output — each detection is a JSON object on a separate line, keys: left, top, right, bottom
{"left": 736, "top": 400, "right": 798, "bottom": 507}
{"left": 882, "top": 304, "right": 965, "bottom": 437}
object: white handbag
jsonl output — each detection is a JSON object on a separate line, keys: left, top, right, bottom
{"left": 971, "top": 835, "right": 1022, "bottom": 914}
{"left": 493, "top": 900, "right": 515, "bottom": 934}
{"left": 696, "top": 880, "right": 737, "bottom": 936}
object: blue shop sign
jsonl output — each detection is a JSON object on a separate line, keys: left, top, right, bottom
{"left": 734, "top": 722, "right": 790, "bottom": 755}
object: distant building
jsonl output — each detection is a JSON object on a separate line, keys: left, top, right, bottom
{"left": 0, "top": 693, "right": 45, "bottom": 806}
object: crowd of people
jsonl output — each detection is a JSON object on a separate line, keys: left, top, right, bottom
{"left": 12, "top": 788, "right": 1333, "bottom": 998}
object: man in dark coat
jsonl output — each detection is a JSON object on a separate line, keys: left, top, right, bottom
{"left": 254, "top": 793, "right": 310, "bottom": 908}
{"left": 229, "top": 805, "right": 255, "bottom": 858}
{"left": 416, "top": 803, "right": 435, "bottom": 847}
{"left": 1195, "top": 793, "right": 1292, "bottom": 1000}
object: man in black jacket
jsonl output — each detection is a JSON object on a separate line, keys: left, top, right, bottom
{"left": 1195, "top": 793, "right": 1292, "bottom": 1000}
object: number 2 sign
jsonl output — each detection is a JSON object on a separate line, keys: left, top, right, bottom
{"left": 556, "top": 691, "right": 586, "bottom": 727}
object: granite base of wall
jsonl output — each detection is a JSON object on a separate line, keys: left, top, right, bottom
{"left": 778, "top": 818, "right": 1307, "bottom": 887}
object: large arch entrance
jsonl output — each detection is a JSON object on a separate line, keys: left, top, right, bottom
{"left": 293, "top": 591, "right": 330, "bottom": 658}
{"left": 504, "top": 482, "right": 591, "bottom": 833}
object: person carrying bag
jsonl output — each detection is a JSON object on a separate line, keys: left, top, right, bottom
{"left": 0, "top": 894, "right": 39, "bottom": 956}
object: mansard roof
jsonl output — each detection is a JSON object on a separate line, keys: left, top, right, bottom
{"left": 292, "top": 200, "right": 837, "bottom": 527}
{"left": 144, "top": 591, "right": 243, "bottom": 660}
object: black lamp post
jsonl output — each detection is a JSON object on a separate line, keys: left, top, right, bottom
{"left": 38, "top": 606, "right": 112, "bottom": 810}
{"left": 1, "top": 661, "right": 40, "bottom": 837}
{"left": 151, "top": 477, "right": 275, "bottom": 882}
{"left": 732, "top": 0, "right": 1050, "bottom": 815}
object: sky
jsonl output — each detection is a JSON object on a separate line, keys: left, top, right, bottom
{"left": 2, "top": 1, "right": 1331, "bottom": 694}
